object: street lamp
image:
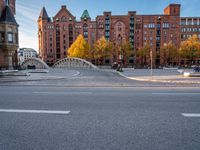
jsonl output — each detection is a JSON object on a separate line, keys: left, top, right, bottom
{"left": 118, "top": 53, "right": 123, "bottom": 72}
{"left": 150, "top": 50, "right": 153, "bottom": 76}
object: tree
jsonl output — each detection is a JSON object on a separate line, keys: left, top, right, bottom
{"left": 120, "top": 41, "right": 134, "bottom": 66}
{"left": 67, "top": 35, "right": 90, "bottom": 59}
{"left": 94, "top": 36, "right": 112, "bottom": 65}
{"left": 137, "top": 45, "right": 150, "bottom": 67}
{"left": 179, "top": 35, "right": 200, "bottom": 66}
{"left": 160, "top": 42, "right": 178, "bottom": 66}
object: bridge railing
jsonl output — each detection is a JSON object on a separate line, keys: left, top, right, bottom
{"left": 52, "top": 57, "right": 98, "bottom": 69}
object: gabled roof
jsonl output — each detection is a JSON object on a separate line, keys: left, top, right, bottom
{"left": 81, "top": 10, "right": 91, "bottom": 20}
{"left": 53, "top": 6, "right": 75, "bottom": 21}
{"left": 0, "top": 5, "right": 17, "bottom": 25}
{"left": 39, "top": 7, "right": 49, "bottom": 19}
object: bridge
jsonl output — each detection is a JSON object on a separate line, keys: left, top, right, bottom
{"left": 20, "top": 58, "right": 50, "bottom": 70}
{"left": 52, "top": 57, "right": 98, "bottom": 69}
{"left": 20, "top": 57, "right": 97, "bottom": 70}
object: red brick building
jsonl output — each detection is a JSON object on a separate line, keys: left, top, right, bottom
{"left": 38, "top": 6, "right": 97, "bottom": 66}
{"left": 38, "top": 4, "right": 199, "bottom": 67}
{"left": 181, "top": 17, "right": 200, "bottom": 41}
{"left": 135, "top": 4, "right": 181, "bottom": 67}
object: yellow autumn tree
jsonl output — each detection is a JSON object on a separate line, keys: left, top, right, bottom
{"left": 67, "top": 35, "right": 90, "bottom": 59}
{"left": 137, "top": 45, "right": 150, "bottom": 67}
{"left": 121, "top": 41, "right": 134, "bottom": 64}
{"left": 94, "top": 36, "right": 112, "bottom": 65}
{"left": 160, "top": 42, "right": 178, "bottom": 66}
{"left": 179, "top": 34, "right": 200, "bottom": 65}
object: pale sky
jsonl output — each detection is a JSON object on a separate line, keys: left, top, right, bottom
{"left": 15, "top": 0, "right": 200, "bottom": 52}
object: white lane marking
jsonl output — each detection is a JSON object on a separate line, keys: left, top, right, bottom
{"left": 152, "top": 93, "right": 200, "bottom": 95}
{"left": 0, "top": 109, "right": 70, "bottom": 115}
{"left": 182, "top": 113, "right": 200, "bottom": 117}
{"left": 33, "top": 92, "right": 92, "bottom": 95}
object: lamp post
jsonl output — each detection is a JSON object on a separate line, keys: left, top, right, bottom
{"left": 150, "top": 50, "right": 153, "bottom": 76}
{"left": 118, "top": 53, "right": 123, "bottom": 72}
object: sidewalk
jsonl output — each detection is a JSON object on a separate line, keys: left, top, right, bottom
{"left": 0, "top": 69, "right": 80, "bottom": 83}
{"left": 119, "top": 69, "right": 200, "bottom": 84}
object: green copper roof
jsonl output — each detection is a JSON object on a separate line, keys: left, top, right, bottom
{"left": 81, "top": 10, "right": 91, "bottom": 20}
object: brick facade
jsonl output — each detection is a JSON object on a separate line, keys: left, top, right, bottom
{"left": 38, "top": 3, "right": 199, "bottom": 67}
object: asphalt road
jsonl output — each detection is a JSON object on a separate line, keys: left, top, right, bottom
{"left": 0, "top": 69, "right": 200, "bottom": 150}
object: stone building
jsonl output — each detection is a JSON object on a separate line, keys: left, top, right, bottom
{"left": 0, "top": 0, "right": 18, "bottom": 69}
{"left": 38, "top": 3, "right": 200, "bottom": 67}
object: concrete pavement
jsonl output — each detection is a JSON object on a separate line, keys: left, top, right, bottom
{"left": 120, "top": 68, "right": 200, "bottom": 84}
{"left": 1, "top": 68, "right": 200, "bottom": 87}
{"left": 0, "top": 69, "right": 200, "bottom": 149}
{"left": 0, "top": 69, "right": 80, "bottom": 83}
{"left": 0, "top": 85, "right": 200, "bottom": 150}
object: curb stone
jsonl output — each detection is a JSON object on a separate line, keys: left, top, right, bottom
{"left": 118, "top": 72, "right": 200, "bottom": 84}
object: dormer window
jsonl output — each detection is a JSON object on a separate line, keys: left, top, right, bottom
{"left": 56, "top": 18, "right": 59, "bottom": 22}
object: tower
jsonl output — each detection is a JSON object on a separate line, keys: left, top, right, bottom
{"left": 38, "top": 7, "right": 49, "bottom": 61}
{"left": 164, "top": 4, "right": 181, "bottom": 16}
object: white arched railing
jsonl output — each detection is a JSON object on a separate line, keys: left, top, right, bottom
{"left": 52, "top": 57, "right": 97, "bottom": 69}
{"left": 21, "top": 57, "right": 50, "bottom": 69}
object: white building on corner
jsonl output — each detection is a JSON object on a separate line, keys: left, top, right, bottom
{"left": 18, "top": 48, "right": 38, "bottom": 65}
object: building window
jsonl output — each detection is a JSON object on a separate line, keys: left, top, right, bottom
{"left": 193, "top": 20, "right": 197, "bottom": 25}
{"left": 0, "top": 32, "right": 5, "bottom": 43}
{"left": 149, "top": 23, "right": 155, "bottom": 28}
{"left": 83, "top": 24, "right": 88, "bottom": 39}
{"left": 63, "top": 25, "right": 67, "bottom": 31}
{"left": 8, "top": 32, "right": 13, "bottom": 43}
{"left": 83, "top": 24, "right": 88, "bottom": 31}
{"left": 163, "top": 23, "right": 169, "bottom": 28}
{"left": 181, "top": 20, "right": 186, "bottom": 25}
{"left": 84, "top": 32, "right": 88, "bottom": 36}
{"left": 61, "top": 16, "right": 67, "bottom": 22}
{"left": 69, "top": 24, "right": 73, "bottom": 47}
{"left": 56, "top": 25, "right": 60, "bottom": 31}
{"left": 15, "top": 34, "right": 18, "bottom": 44}
{"left": 105, "top": 32, "right": 110, "bottom": 36}
{"left": 105, "top": 20, "right": 110, "bottom": 24}
{"left": 106, "top": 26, "right": 110, "bottom": 30}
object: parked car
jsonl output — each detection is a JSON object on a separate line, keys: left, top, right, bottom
{"left": 111, "top": 62, "right": 118, "bottom": 69}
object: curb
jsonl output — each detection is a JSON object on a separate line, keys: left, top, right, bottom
{"left": 118, "top": 72, "right": 200, "bottom": 84}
